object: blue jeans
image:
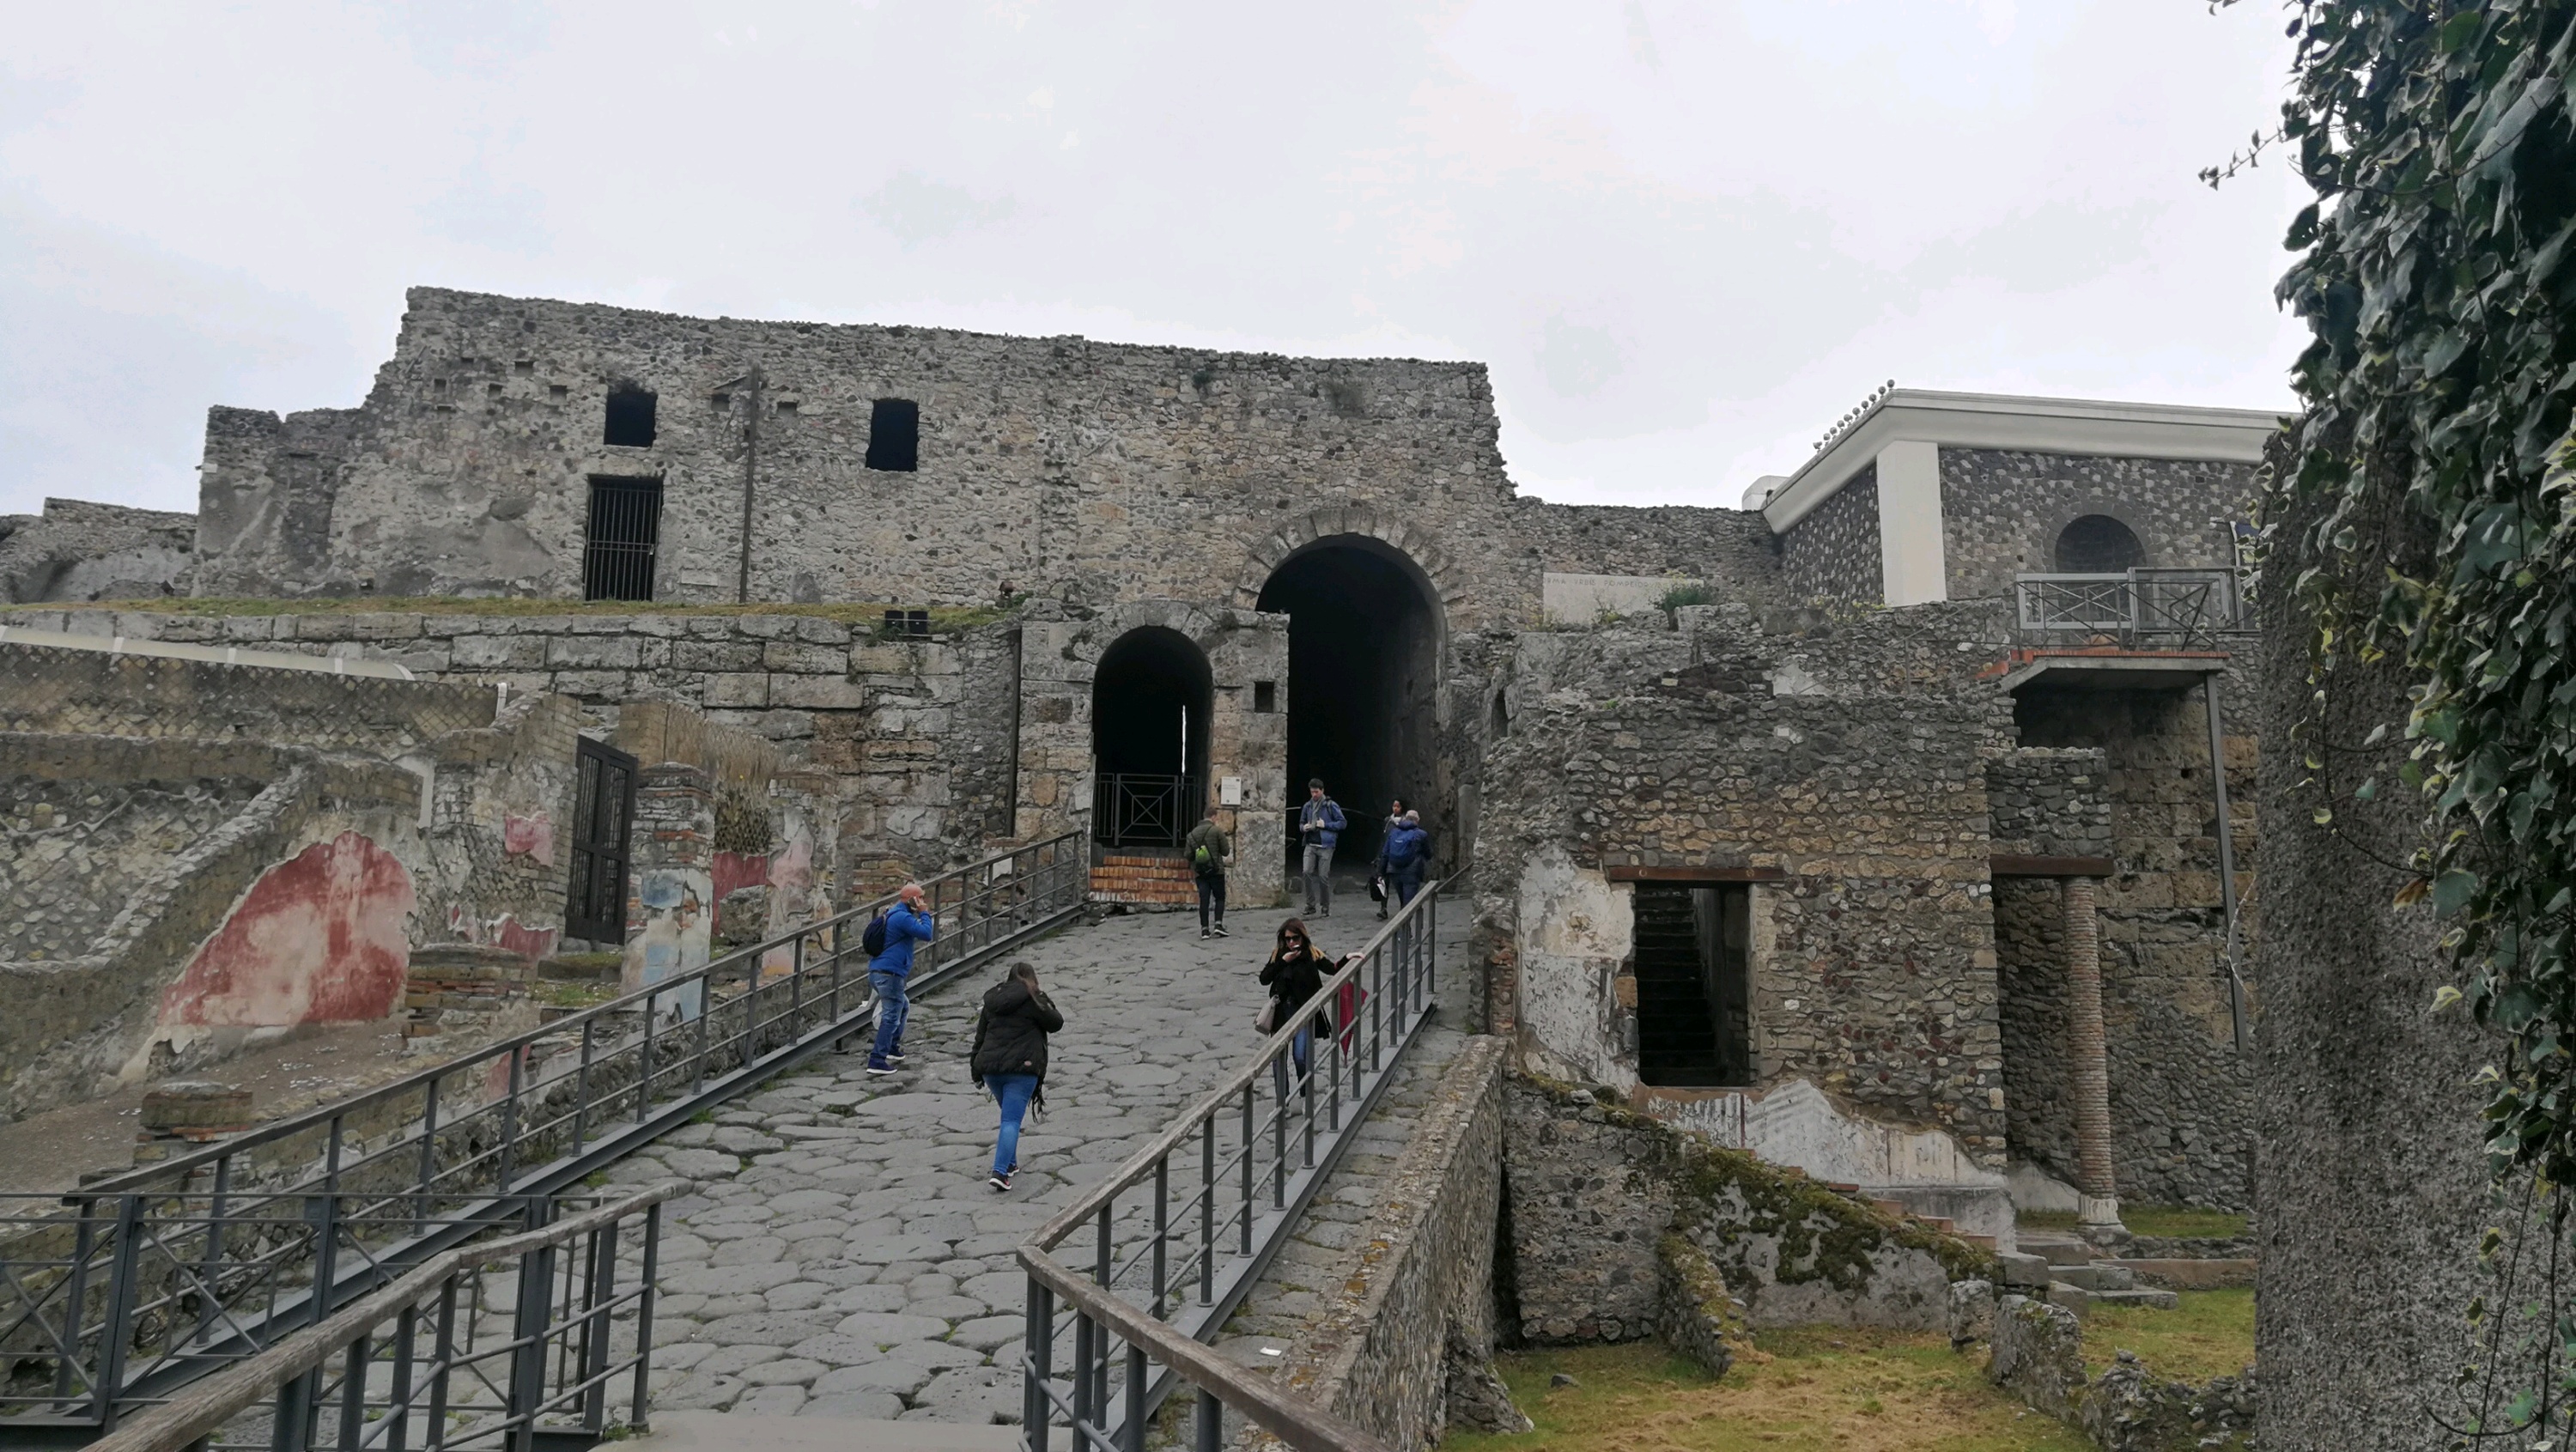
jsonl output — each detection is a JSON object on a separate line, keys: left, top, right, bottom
{"left": 869, "top": 969, "right": 910, "bottom": 1063}
{"left": 987, "top": 1073, "right": 1039, "bottom": 1176}
{"left": 1269, "top": 1024, "right": 1313, "bottom": 1101}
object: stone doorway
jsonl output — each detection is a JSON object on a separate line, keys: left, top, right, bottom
{"left": 1090, "top": 626, "right": 1213, "bottom": 848}
{"left": 1255, "top": 536, "right": 1442, "bottom": 874}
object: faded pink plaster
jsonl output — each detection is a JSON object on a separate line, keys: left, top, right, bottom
{"left": 502, "top": 811, "right": 555, "bottom": 862}
{"left": 161, "top": 832, "right": 416, "bottom": 1028}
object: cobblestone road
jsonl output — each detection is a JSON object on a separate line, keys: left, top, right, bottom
{"left": 609, "top": 892, "right": 1457, "bottom": 1425}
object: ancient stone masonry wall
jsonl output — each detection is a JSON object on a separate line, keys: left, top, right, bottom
{"left": 1986, "top": 750, "right": 2113, "bottom": 858}
{"left": 192, "top": 287, "right": 1547, "bottom": 632}
{"left": 0, "top": 733, "right": 422, "bottom": 1122}
{"left": 2017, "top": 677, "right": 2256, "bottom": 1210}
{"left": 1938, "top": 449, "right": 2257, "bottom": 602}
{"left": 1, "top": 774, "right": 267, "bottom": 962}
{"left": 0, "top": 635, "right": 499, "bottom": 750}
{"left": 1777, "top": 465, "right": 1882, "bottom": 604}
{"left": 1513, "top": 501, "right": 1784, "bottom": 607}
{"left": 1474, "top": 602, "right": 2019, "bottom": 1163}
{"left": 1986, "top": 750, "right": 2111, "bottom": 1191}
{"left": 0, "top": 497, "right": 197, "bottom": 604}
{"left": 1500, "top": 1073, "right": 1992, "bottom": 1340}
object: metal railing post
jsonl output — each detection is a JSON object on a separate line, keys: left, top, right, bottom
{"left": 507, "top": 1199, "right": 556, "bottom": 1452}
{"left": 1026, "top": 1279, "right": 1054, "bottom": 1452}
{"left": 1194, "top": 1385, "right": 1222, "bottom": 1452}
{"left": 1199, "top": 1116, "right": 1215, "bottom": 1305}
{"left": 631, "top": 1199, "right": 662, "bottom": 1433}
{"left": 90, "top": 1194, "right": 146, "bottom": 1431}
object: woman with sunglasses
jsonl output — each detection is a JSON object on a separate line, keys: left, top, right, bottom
{"left": 1258, "top": 918, "right": 1334, "bottom": 1099}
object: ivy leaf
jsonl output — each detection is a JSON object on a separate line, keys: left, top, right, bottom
{"left": 2434, "top": 870, "right": 2483, "bottom": 918}
{"left": 2437, "top": 9, "right": 2483, "bottom": 53}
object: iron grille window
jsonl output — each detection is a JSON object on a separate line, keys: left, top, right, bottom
{"left": 582, "top": 476, "right": 663, "bottom": 602}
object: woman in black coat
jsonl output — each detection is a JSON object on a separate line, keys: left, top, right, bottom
{"left": 1258, "top": 919, "right": 1334, "bottom": 1097}
{"left": 969, "top": 961, "right": 1062, "bottom": 1192}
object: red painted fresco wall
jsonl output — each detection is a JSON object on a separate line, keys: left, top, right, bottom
{"left": 159, "top": 831, "right": 417, "bottom": 1027}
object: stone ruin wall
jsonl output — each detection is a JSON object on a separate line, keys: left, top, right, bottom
{"left": 1985, "top": 749, "right": 2112, "bottom": 1197}
{"left": 2016, "top": 673, "right": 2258, "bottom": 1211}
{"left": 1938, "top": 449, "right": 2257, "bottom": 601}
{"left": 1776, "top": 465, "right": 1883, "bottom": 604}
{"left": 191, "top": 287, "right": 1558, "bottom": 632}
{"left": 0, "top": 498, "right": 197, "bottom": 604}
{"left": 1473, "top": 601, "right": 2020, "bottom": 1166}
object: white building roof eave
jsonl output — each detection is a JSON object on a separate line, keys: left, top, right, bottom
{"left": 1760, "top": 390, "right": 2292, "bottom": 533}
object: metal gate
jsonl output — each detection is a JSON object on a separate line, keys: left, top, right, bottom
{"left": 565, "top": 738, "right": 636, "bottom": 945}
{"left": 1093, "top": 773, "right": 1196, "bottom": 848}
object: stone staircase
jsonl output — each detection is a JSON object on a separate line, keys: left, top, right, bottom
{"left": 2003, "top": 1230, "right": 2180, "bottom": 1316}
{"left": 1088, "top": 851, "right": 1195, "bottom": 908}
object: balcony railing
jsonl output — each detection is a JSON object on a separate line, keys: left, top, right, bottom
{"left": 2012, "top": 568, "right": 2249, "bottom": 650}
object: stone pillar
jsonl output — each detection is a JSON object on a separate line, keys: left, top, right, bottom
{"left": 622, "top": 762, "right": 712, "bottom": 1019}
{"left": 2064, "top": 875, "right": 2124, "bottom": 1240}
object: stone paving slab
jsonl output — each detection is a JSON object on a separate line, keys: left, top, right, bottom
{"left": 603, "top": 896, "right": 1461, "bottom": 1425}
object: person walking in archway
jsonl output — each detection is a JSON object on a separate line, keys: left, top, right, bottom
{"left": 1375, "top": 798, "right": 1407, "bottom": 920}
{"left": 864, "top": 882, "right": 934, "bottom": 1076}
{"left": 1380, "top": 810, "right": 1431, "bottom": 909}
{"left": 969, "top": 961, "right": 1060, "bottom": 1193}
{"left": 1183, "top": 812, "right": 1231, "bottom": 939}
{"left": 1259, "top": 919, "right": 1333, "bottom": 1099}
{"left": 1298, "top": 780, "right": 1346, "bottom": 918}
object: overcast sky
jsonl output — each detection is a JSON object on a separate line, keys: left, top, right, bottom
{"left": 0, "top": 1, "right": 2307, "bottom": 518}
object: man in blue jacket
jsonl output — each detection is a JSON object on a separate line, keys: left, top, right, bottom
{"left": 1297, "top": 780, "right": 1346, "bottom": 917}
{"left": 867, "top": 881, "right": 936, "bottom": 1076}
{"left": 1378, "top": 811, "right": 1431, "bottom": 909}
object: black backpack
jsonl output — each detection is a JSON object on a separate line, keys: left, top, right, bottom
{"left": 861, "top": 911, "right": 890, "bottom": 957}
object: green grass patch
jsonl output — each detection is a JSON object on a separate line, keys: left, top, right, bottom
{"left": 2083, "top": 1289, "right": 2254, "bottom": 1384}
{"left": 2016, "top": 1209, "right": 2080, "bottom": 1232}
{"left": 534, "top": 979, "right": 622, "bottom": 1010}
{"left": 2121, "top": 1205, "right": 2250, "bottom": 1240}
{"left": 1444, "top": 1334, "right": 2087, "bottom": 1452}
{"left": 4, "top": 596, "right": 1011, "bottom": 632}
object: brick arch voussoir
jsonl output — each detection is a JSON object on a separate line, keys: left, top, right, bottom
{"left": 1230, "top": 508, "right": 1460, "bottom": 616}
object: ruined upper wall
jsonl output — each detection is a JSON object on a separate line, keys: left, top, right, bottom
{"left": 0, "top": 498, "right": 196, "bottom": 604}
{"left": 1510, "top": 501, "right": 1782, "bottom": 607}
{"left": 194, "top": 288, "right": 1564, "bottom": 629}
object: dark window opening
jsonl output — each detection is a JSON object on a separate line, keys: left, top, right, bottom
{"left": 710, "top": 392, "right": 731, "bottom": 413}
{"left": 431, "top": 378, "right": 448, "bottom": 398}
{"left": 486, "top": 382, "right": 503, "bottom": 398}
{"left": 603, "top": 386, "right": 658, "bottom": 447}
{"left": 582, "top": 476, "right": 663, "bottom": 602}
{"left": 565, "top": 738, "right": 637, "bottom": 945}
{"left": 1091, "top": 627, "right": 1213, "bottom": 848}
{"left": 775, "top": 399, "right": 799, "bottom": 418}
{"left": 1490, "top": 692, "right": 1510, "bottom": 738}
{"left": 1253, "top": 680, "right": 1278, "bottom": 714}
{"left": 1634, "top": 883, "right": 1753, "bottom": 1088}
{"left": 866, "top": 398, "right": 920, "bottom": 471}
{"left": 882, "top": 608, "right": 931, "bottom": 638}
{"left": 513, "top": 359, "right": 534, "bottom": 375}
{"left": 548, "top": 385, "right": 568, "bottom": 404}
{"left": 2054, "top": 513, "right": 2145, "bottom": 574}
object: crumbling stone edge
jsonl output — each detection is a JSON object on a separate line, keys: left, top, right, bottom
{"left": 1968, "top": 1285, "right": 2256, "bottom": 1451}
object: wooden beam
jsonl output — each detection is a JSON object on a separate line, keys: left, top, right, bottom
{"left": 1604, "top": 864, "right": 1788, "bottom": 883}
{"left": 1990, "top": 854, "right": 2115, "bottom": 878}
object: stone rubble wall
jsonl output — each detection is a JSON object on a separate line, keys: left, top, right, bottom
{"left": 0, "top": 732, "right": 422, "bottom": 1122}
{"left": 1987, "top": 749, "right": 2113, "bottom": 858}
{"left": 2019, "top": 677, "right": 2257, "bottom": 1210}
{"left": 1996, "top": 877, "right": 2082, "bottom": 1190}
{"left": 1500, "top": 1073, "right": 1993, "bottom": 1340}
{"left": 0, "top": 497, "right": 196, "bottom": 604}
{"left": 1512, "top": 501, "right": 1783, "bottom": 610}
{"left": 1937, "top": 449, "right": 2257, "bottom": 602}
{"left": 1474, "top": 602, "right": 2017, "bottom": 1157}
{"left": 1777, "top": 464, "right": 1883, "bottom": 604}
{"left": 1978, "top": 1290, "right": 2257, "bottom": 1450}
{"left": 2, "top": 772, "right": 267, "bottom": 962}
{"left": 1262, "top": 1037, "right": 1515, "bottom": 1451}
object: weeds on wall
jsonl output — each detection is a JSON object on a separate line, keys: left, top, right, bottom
{"left": 2232, "top": 0, "right": 2576, "bottom": 1440}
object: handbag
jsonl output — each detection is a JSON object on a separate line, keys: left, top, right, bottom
{"left": 1368, "top": 876, "right": 1387, "bottom": 902}
{"left": 1255, "top": 997, "right": 1279, "bottom": 1036}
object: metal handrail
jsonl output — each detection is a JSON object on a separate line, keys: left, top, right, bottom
{"left": 84, "top": 1182, "right": 685, "bottom": 1452}
{"left": 1014, "top": 878, "right": 1449, "bottom": 1452}
{"left": 2012, "top": 568, "right": 2249, "bottom": 648}
{"left": 1, "top": 831, "right": 1088, "bottom": 1429}
{"left": 85, "top": 829, "right": 1084, "bottom": 1195}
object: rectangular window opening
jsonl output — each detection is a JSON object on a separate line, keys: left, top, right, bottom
{"left": 513, "top": 359, "right": 534, "bottom": 376}
{"left": 883, "top": 607, "right": 931, "bottom": 639}
{"left": 548, "top": 384, "right": 568, "bottom": 404}
{"left": 603, "top": 385, "right": 658, "bottom": 447}
{"left": 582, "top": 476, "right": 664, "bottom": 602}
{"left": 1253, "top": 680, "right": 1278, "bottom": 714}
{"left": 1634, "top": 883, "right": 1753, "bottom": 1088}
{"left": 866, "top": 398, "right": 920, "bottom": 471}
{"left": 710, "top": 392, "right": 731, "bottom": 413}
{"left": 486, "top": 381, "right": 503, "bottom": 398}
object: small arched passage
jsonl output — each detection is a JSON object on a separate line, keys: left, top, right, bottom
{"left": 1091, "top": 627, "right": 1213, "bottom": 848}
{"left": 1257, "top": 536, "right": 1443, "bottom": 872}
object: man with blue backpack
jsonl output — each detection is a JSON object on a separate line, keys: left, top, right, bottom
{"left": 1378, "top": 810, "right": 1431, "bottom": 909}
{"left": 1297, "top": 780, "right": 1346, "bottom": 917}
{"left": 863, "top": 881, "right": 935, "bottom": 1076}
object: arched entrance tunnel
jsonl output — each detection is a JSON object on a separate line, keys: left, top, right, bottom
{"left": 1091, "top": 627, "right": 1212, "bottom": 848}
{"left": 1256, "top": 538, "right": 1442, "bottom": 875}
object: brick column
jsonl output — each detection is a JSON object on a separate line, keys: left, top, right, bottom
{"left": 2064, "top": 875, "right": 2124, "bottom": 1238}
